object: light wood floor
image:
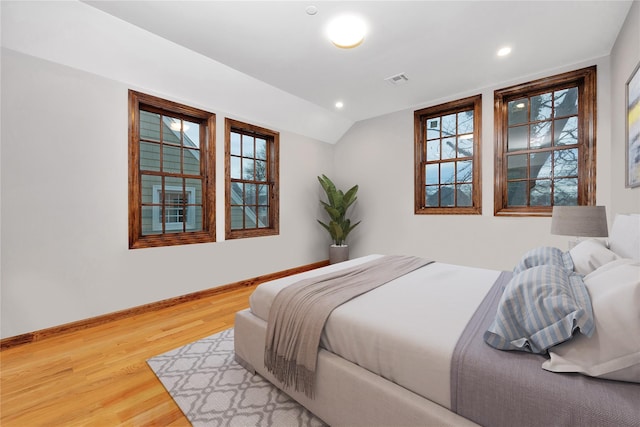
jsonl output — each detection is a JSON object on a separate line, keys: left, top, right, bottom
{"left": 0, "top": 284, "right": 256, "bottom": 426}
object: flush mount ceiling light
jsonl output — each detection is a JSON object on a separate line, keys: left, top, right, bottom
{"left": 335, "top": 101, "right": 344, "bottom": 109}
{"left": 497, "top": 46, "right": 512, "bottom": 57}
{"left": 327, "top": 14, "right": 366, "bottom": 49}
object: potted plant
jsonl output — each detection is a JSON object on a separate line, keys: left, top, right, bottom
{"left": 317, "top": 174, "right": 361, "bottom": 263}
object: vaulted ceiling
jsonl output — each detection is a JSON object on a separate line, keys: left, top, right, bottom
{"left": 2, "top": 1, "right": 633, "bottom": 143}
{"left": 85, "top": 0, "right": 633, "bottom": 122}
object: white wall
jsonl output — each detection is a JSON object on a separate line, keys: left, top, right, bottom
{"left": 611, "top": 0, "right": 640, "bottom": 214}
{"left": 0, "top": 49, "right": 334, "bottom": 338}
{"left": 334, "top": 57, "right": 616, "bottom": 271}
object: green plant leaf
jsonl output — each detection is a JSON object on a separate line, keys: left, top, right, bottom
{"left": 317, "top": 175, "right": 360, "bottom": 245}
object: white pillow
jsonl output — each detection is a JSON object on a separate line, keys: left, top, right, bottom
{"left": 542, "top": 258, "right": 640, "bottom": 383}
{"left": 569, "top": 239, "right": 620, "bottom": 276}
{"left": 609, "top": 214, "right": 640, "bottom": 261}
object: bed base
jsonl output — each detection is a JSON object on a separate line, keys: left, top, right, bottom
{"left": 234, "top": 309, "right": 479, "bottom": 427}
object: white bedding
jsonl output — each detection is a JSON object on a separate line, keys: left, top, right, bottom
{"left": 249, "top": 254, "right": 500, "bottom": 409}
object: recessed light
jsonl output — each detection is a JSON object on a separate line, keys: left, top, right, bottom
{"left": 335, "top": 101, "right": 344, "bottom": 109}
{"left": 497, "top": 46, "right": 512, "bottom": 57}
{"left": 327, "top": 15, "right": 366, "bottom": 49}
{"left": 306, "top": 5, "right": 318, "bottom": 16}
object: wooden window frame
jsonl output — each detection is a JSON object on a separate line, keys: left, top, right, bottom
{"left": 414, "top": 94, "right": 482, "bottom": 215}
{"left": 128, "top": 90, "right": 216, "bottom": 248}
{"left": 494, "top": 66, "right": 597, "bottom": 217}
{"left": 225, "top": 118, "right": 280, "bottom": 239}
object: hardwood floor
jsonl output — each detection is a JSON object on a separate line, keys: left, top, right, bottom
{"left": 0, "top": 284, "right": 256, "bottom": 426}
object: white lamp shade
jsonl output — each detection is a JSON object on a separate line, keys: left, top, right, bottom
{"left": 551, "top": 206, "right": 608, "bottom": 237}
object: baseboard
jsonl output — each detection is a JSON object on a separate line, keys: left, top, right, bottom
{"left": 0, "top": 259, "right": 329, "bottom": 350}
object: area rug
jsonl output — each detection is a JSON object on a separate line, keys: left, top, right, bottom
{"left": 147, "top": 328, "right": 327, "bottom": 427}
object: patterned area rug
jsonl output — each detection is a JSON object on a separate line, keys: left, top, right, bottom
{"left": 147, "top": 328, "right": 326, "bottom": 427}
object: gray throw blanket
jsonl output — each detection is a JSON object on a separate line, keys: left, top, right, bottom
{"left": 264, "top": 255, "right": 432, "bottom": 398}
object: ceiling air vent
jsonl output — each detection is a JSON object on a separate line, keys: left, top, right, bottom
{"left": 385, "top": 73, "right": 409, "bottom": 86}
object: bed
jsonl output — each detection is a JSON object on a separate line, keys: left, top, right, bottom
{"left": 234, "top": 214, "right": 640, "bottom": 426}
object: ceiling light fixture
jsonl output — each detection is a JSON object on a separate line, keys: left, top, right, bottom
{"left": 497, "top": 46, "right": 512, "bottom": 57}
{"left": 327, "top": 15, "right": 366, "bottom": 49}
{"left": 335, "top": 101, "right": 344, "bottom": 109}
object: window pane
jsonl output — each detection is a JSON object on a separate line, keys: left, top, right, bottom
{"left": 255, "top": 160, "right": 267, "bottom": 181}
{"left": 183, "top": 148, "right": 200, "bottom": 175}
{"left": 457, "top": 184, "right": 472, "bottom": 207}
{"left": 257, "top": 184, "right": 268, "bottom": 205}
{"left": 530, "top": 180, "right": 551, "bottom": 206}
{"left": 231, "top": 206, "right": 243, "bottom": 229}
{"left": 507, "top": 154, "right": 527, "bottom": 180}
{"left": 230, "top": 182, "right": 243, "bottom": 205}
{"left": 183, "top": 121, "right": 200, "bottom": 148}
{"left": 425, "top": 186, "right": 438, "bottom": 206}
{"left": 426, "top": 140, "right": 440, "bottom": 161}
{"left": 163, "top": 145, "right": 181, "bottom": 173}
{"left": 245, "top": 207, "right": 257, "bottom": 228}
{"left": 244, "top": 183, "right": 256, "bottom": 205}
{"left": 140, "top": 142, "right": 160, "bottom": 172}
{"left": 242, "top": 134, "right": 254, "bottom": 157}
{"left": 442, "top": 137, "right": 456, "bottom": 159}
{"left": 507, "top": 125, "right": 528, "bottom": 152}
{"left": 140, "top": 111, "right": 161, "bottom": 141}
{"left": 508, "top": 99, "right": 528, "bottom": 125}
{"left": 425, "top": 164, "right": 439, "bottom": 185}
{"left": 457, "top": 136, "right": 473, "bottom": 157}
{"left": 507, "top": 181, "right": 528, "bottom": 206}
{"left": 530, "top": 152, "right": 552, "bottom": 179}
{"left": 441, "top": 162, "right": 455, "bottom": 184}
{"left": 257, "top": 206, "right": 269, "bottom": 228}
{"left": 530, "top": 122, "right": 552, "bottom": 149}
{"left": 186, "top": 178, "right": 202, "bottom": 204}
{"left": 554, "top": 178, "right": 578, "bottom": 205}
{"left": 554, "top": 116, "right": 578, "bottom": 146}
{"left": 457, "top": 160, "right": 473, "bottom": 183}
{"left": 192, "top": 205, "right": 203, "bottom": 231}
{"left": 554, "top": 148, "right": 578, "bottom": 178}
{"left": 165, "top": 176, "right": 182, "bottom": 192}
{"left": 442, "top": 114, "right": 456, "bottom": 137}
{"left": 458, "top": 110, "right": 474, "bottom": 134}
{"left": 141, "top": 174, "right": 161, "bottom": 203}
{"left": 256, "top": 138, "right": 267, "bottom": 160}
{"left": 530, "top": 92, "right": 552, "bottom": 121}
{"left": 163, "top": 117, "right": 182, "bottom": 145}
{"left": 231, "top": 132, "right": 241, "bottom": 155}
{"left": 242, "top": 158, "right": 255, "bottom": 180}
{"left": 231, "top": 156, "right": 241, "bottom": 180}
{"left": 141, "top": 206, "right": 161, "bottom": 235}
{"left": 554, "top": 88, "right": 578, "bottom": 117}
{"left": 441, "top": 185, "right": 454, "bottom": 206}
{"left": 426, "top": 118, "right": 440, "bottom": 140}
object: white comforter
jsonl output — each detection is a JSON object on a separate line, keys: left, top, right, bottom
{"left": 249, "top": 254, "right": 500, "bottom": 409}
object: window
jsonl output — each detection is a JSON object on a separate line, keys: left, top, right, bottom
{"left": 494, "top": 66, "right": 597, "bottom": 216}
{"left": 128, "top": 90, "right": 215, "bottom": 248}
{"left": 414, "top": 95, "right": 482, "bottom": 214}
{"left": 225, "top": 119, "right": 279, "bottom": 239}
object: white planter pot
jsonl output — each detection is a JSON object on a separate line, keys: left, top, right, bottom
{"left": 329, "top": 245, "right": 349, "bottom": 264}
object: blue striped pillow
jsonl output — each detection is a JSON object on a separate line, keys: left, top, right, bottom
{"left": 484, "top": 265, "right": 594, "bottom": 354}
{"left": 513, "top": 246, "right": 574, "bottom": 274}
